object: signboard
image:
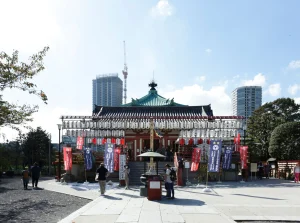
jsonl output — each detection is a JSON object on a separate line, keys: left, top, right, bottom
{"left": 251, "top": 163, "right": 257, "bottom": 172}
{"left": 119, "top": 154, "right": 126, "bottom": 180}
{"left": 62, "top": 135, "right": 77, "bottom": 144}
{"left": 208, "top": 140, "right": 222, "bottom": 172}
{"left": 149, "top": 181, "right": 160, "bottom": 189}
{"left": 185, "top": 162, "right": 190, "bottom": 168}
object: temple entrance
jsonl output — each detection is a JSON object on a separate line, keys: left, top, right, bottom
{"left": 143, "top": 139, "right": 159, "bottom": 151}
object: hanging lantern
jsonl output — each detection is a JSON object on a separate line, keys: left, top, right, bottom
{"left": 206, "top": 139, "right": 210, "bottom": 144}
{"left": 102, "top": 138, "right": 107, "bottom": 144}
{"left": 111, "top": 137, "right": 116, "bottom": 144}
{"left": 179, "top": 138, "right": 185, "bottom": 146}
{"left": 198, "top": 138, "right": 203, "bottom": 144}
{"left": 120, "top": 138, "right": 125, "bottom": 145}
{"left": 92, "top": 138, "right": 97, "bottom": 145}
{"left": 188, "top": 138, "right": 194, "bottom": 145}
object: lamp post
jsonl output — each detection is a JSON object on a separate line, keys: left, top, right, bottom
{"left": 57, "top": 124, "right": 62, "bottom": 182}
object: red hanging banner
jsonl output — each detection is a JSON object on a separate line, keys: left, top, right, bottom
{"left": 76, "top": 136, "right": 83, "bottom": 150}
{"left": 63, "top": 147, "right": 72, "bottom": 170}
{"left": 191, "top": 148, "right": 201, "bottom": 171}
{"left": 114, "top": 147, "right": 121, "bottom": 171}
{"left": 240, "top": 146, "right": 248, "bottom": 169}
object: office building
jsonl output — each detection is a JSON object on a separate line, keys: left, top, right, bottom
{"left": 92, "top": 74, "right": 123, "bottom": 111}
{"left": 232, "top": 86, "right": 262, "bottom": 120}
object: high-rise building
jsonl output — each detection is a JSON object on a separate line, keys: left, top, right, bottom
{"left": 232, "top": 86, "right": 262, "bottom": 119}
{"left": 92, "top": 74, "right": 123, "bottom": 111}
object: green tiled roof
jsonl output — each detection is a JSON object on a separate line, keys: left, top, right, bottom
{"left": 123, "top": 82, "right": 186, "bottom": 107}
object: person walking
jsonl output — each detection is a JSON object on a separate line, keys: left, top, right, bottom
{"left": 22, "top": 166, "right": 30, "bottom": 190}
{"left": 165, "top": 164, "right": 175, "bottom": 199}
{"left": 96, "top": 163, "right": 109, "bottom": 195}
{"left": 30, "top": 162, "right": 41, "bottom": 189}
{"left": 124, "top": 165, "right": 130, "bottom": 189}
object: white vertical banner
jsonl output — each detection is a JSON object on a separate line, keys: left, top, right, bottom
{"left": 119, "top": 154, "right": 126, "bottom": 180}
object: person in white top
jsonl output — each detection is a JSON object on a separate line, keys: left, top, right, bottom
{"left": 165, "top": 164, "right": 174, "bottom": 199}
{"left": 294, "top": 163, "right": 300, "bottom": 183}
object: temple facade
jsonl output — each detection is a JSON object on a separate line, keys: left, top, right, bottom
{"left": 61, "top": 81, "right": 243, "bottom": 162}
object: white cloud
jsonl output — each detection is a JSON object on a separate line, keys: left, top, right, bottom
{"left": 287, "top": 60, "right": 300, "bottom": 69}
{"left": 205, "top": 49, "right": 212, "bottom": 53}
{"left": 160, "top": 84, "right": 232, "bottom": 116}
{"left": 242, "top": 73, "right": 266, "bottom": 87}
{"left": 0, "top": 0, "right": 62, "bottom": 53}
{"left": 288, "top": 84, "right": 300, "bottom": 95}
{"left": 151, "top": 0, "right": 174, "bottom": 17}
{"left": 266, "top": 83, "right": 281, "bottom": 97}
{"left": 195, "top": 75, "right": 206, "bottom": 82}
{"left": 295, "top": 98, "right": 300, "bottom": 104}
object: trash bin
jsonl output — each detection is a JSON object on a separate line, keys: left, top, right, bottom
{"left": 147, "top": 177, "right": 162, "bottom": 201}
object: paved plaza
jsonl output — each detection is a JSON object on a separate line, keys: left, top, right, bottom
{"left": 38, "top": 179, "right": 300, "bottom": 223}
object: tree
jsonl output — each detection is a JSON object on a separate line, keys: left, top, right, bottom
{"left": 22, "top": 127, "right": 51, "bottom": 166}
{"left": 247, "top": 98, "right": 300, "bottom": 160}
{"left": 0, "top": 47, "right": 49, "bottom": 131}
{"left": 269, "top": 122, "right": 300, "bottom": 160}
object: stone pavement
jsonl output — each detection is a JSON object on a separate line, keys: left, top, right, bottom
{"left": 42, "top": 179, "right": 300, "bottom": 223}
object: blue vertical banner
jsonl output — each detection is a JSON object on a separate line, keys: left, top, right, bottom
{"left": 84, "top": 148, "right": 93, "bottom": 170}
{"left": 222, "top": 146, "right": 232, "bottom": 170}
{"left": 208, "top": 140, "right": 222, "bottom": 172}
{"left": 105, "top": 143, "right": 115, "bottom": 173}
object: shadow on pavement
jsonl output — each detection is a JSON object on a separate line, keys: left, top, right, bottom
{"left": 155, "top": 197, "right": 206, "bottom": 206}
{"left": 115, "top": 192, "right": 141, "bottom": 198}
{"left": 175, "top": 188, "right": 222, "bottom": 197}
{"left": 0, "top": 186, "right": 18, "bottom": 193}
{"left": 232, "top": 193, "right": 285, "bottom": 200}
{"left": 102, "top": 195, "right": 122, "bottom": 200}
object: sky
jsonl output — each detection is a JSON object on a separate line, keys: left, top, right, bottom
{"left": 0, "top": 0, "right": 300, "bottom": 143}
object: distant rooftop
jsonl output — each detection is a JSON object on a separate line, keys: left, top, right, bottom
{"left": 96, "top": 73, "right": 119, "bottom": 79}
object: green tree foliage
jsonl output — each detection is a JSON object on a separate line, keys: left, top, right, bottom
{"left": 269, "top": 122, "right": 300, "bottom": 160}
{"left": 0, "top": 140, "right": 23, "bottom": 171}
{"left": 247, "top": 98, "right": 300, "bottom": 160}
{"left": 0, "top": 47, "right": 49, "bottom": 130}
{"left": 22, "top": 127, "right": 51, "bottom": 166}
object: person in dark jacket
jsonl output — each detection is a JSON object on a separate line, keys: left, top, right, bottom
{"left": 96, "top": 163, "right": 109, "bottom": 195}
{"left": 30, "top": 162, "right": 41, "bottom": 188}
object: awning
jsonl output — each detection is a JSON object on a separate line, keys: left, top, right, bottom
{"left": 138, "top": 152, "right": 166, "bottom": 158}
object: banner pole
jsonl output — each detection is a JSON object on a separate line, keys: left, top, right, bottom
{"left": 206, "top": 167, "right": 209, "bottom": 188}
